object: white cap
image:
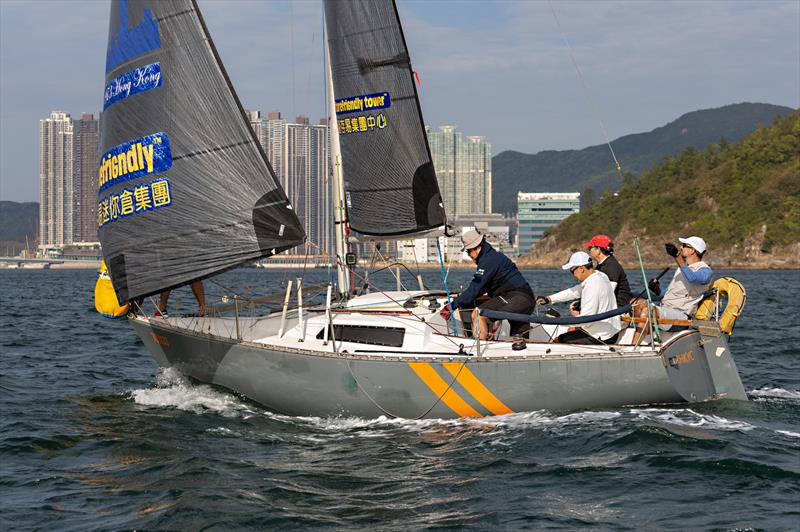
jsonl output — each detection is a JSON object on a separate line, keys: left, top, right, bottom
{"left": 679, "top": 236, "right": 707, "bottom": 254}
{"left": 561, "top": 251, "right": 592, "bottom": 270}
{"left": 461, "top": 229, "right": 483, "bottom": 251}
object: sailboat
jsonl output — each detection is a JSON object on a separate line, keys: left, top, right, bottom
{"left": 99, "top": 0, "right": 748, "bottom": 419}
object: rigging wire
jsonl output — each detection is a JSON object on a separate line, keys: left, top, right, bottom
{"left": 304, "top": 31, "right": 316, "bottom": 123}
{"left": 547, "top": 0, "right": 623, "bottom": 179}
{"left": 289, "top": 0, "right": 296, "bottom": 120}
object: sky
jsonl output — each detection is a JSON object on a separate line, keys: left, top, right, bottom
{"left": 0, "top": 0, "right": 798, "bottom": 202}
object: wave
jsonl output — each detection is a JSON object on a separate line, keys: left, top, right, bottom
{"left": 630, "top": 408, "right": 755, "bottom": 432}
{"left": 272, "top": 409, "right": 623, "bottom": 437}
{"left": 128, "top": 368, "right": 255, "bottom": 417}
{"left": 749, "top": 387, "right": 800, "bottom": 400}
{"left": 129, "top": 371, "right": 788, "bottom": 442}
{"left": 128, "top": 372, "right": 628, "bottom": 437}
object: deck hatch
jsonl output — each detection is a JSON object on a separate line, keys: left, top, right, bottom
{"left": 316, "top": 324, "right": 405, "bottom": 347}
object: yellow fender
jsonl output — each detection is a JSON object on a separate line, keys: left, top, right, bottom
{"left": 695, "top": 277, "right": 746, "bottom": 334}
{"left": 94, "top": 260, "right": 129, "bottom": 319}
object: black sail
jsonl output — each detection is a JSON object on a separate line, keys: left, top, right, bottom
{"left": 324, "top": 0, "right": 447, "bottom": 237}
{"left": 99, "top": 0, "right": 304, "bottom": 301}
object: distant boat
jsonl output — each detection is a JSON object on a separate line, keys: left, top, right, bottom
{"left": 99, "top": 0, "right": 747, "bottom": 418}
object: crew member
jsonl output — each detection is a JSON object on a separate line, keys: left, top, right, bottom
{"left": 156, "top": 280, "right": 206, "bottom": 317}
{"left": 537, "top": 251, "right": 621, "bottom": 344}
{"left": 440, "top": 230, "right": 535, "bottom": 340}
{"left": 632, "top": 236, "right": 712, "bottom": 343}
{"left": 584, "top": 234, "right": 632, "bottom": 307}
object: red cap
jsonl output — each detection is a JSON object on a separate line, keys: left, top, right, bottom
{"left": 583, "top": 234, "right": 612, "bottom": 248}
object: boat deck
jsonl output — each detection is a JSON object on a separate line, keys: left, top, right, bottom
{"left": 148, "top": 290, "right": 676, "bottom": 362}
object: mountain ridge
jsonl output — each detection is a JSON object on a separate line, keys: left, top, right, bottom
{"left": 519, "top": 109, "right": 800, "bottom": 269}
{"left": 492, "top": 102, "right": 795, "bottom": 214}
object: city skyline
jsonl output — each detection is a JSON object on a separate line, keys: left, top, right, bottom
{"left": 33, "top": 101, "right": 496, "bottom": 255}
{"left": 2, "top": 0, "right": 798, "bottom": 202}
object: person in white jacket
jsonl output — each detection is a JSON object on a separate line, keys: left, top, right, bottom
{"left": 537, "top": 251, "right": 622, "bottom": 344}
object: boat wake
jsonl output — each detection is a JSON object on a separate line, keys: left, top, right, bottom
{"left": 128, "top": 370, "right": 796, "bottom": 441}
{"left": 279, "top": 409, "right": 622, "bottom": 434}
{"left": 630, "top": 407, "right": 755, "bottom": 432}
{"left": 749, "top": 387, "right": 800, "bottom": 400}
{"left": 128, "top": 368, "right": 256, "bottom": 418}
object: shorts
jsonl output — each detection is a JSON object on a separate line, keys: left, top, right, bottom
{"left": 655, "top": 305, "right": 688, "bottom": 331}
{"left": 479, "top": 288, "right": 536, "bottom": 336}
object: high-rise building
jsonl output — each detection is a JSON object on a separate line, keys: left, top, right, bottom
{"left": 426, "top": 125, "right": 492, "bottom": 217}
{"left": 73, "top": 113, "right": 99, "bottom": 243}
{"left": 248, "top": 111, "right": 333, "bottom": 257}
{"left": 246, "top": 110, "right": 267, "bottom": 151}
{"left": 284, "top": 116, "right": 331, "bottom": 256}
{"left": 516, "top": 192, "right": 580, "bottom": 253}
{"left": 39, "top": 111, "right": 74, "bottom": 250}
{"left": 265, "top": 111, "right": 287, "bottom": 182}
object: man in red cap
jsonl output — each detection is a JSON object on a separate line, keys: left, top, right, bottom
{"left": 583, "top": 234, "right": 631, "bottom": 307}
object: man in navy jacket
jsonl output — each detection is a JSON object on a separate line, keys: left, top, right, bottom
{"left": 441, "top": 230, "right": 535, "bottom": 339}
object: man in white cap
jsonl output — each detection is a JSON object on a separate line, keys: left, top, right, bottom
{"left": 632, "top": 235, "right": 713, "bottom": 343}
{"left": 536, "top": 251, "right": 621, "bottom": 344}
{"left": 440, "top": 229, "right": 535, "bottom": 339}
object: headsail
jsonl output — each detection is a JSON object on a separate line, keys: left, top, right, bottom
{"left": 324, "top": 0, "right": 447, "bottom": 237}
{"left": 99, "top": 0, "right": 305, "bottom": 301}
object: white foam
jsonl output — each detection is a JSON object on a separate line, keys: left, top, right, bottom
{"left": 276, "top": 409, "right": 623, "bottom": 438}
{"left": 630, "top": 408, "right": 755, "bottom": 432}
{"left": 206, "top": 426, "right": 240, "bottom": 436}
{"left": 749, "top": 387, "right": 800, "bottom": 400}
{"left": 775, "top": 430, "right": 800, "bottom": 439}
{"left": 129, "top": 368, "right": 252, "bottom": 417}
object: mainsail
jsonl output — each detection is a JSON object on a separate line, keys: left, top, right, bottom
{"left": 99, "top": 0, "right": 304, "bottom": 301}
{"left": 324, "top": 0, "right": 447, "bottom": 237}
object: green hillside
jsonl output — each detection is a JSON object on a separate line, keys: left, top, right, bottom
{"left": 0, "top": 201, "right": 38, "bottom": 242}
{"left": 492, "top": 102, "right": 795, "bottom": 215}
{"left": 539, "top": 110, "right": 800, "bottom": 253}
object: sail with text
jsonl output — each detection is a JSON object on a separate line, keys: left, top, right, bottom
{"left": 324, "top": 0, "right": 447, "bottom": 237}
{"left": 99, "top": 0, "right": 304, "bottom": 302}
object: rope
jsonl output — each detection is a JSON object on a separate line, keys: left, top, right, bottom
{"left": 634, "top": 237, "right": 660, "bottom": 344}
{"left": 289, "top": 1, "right": 296, "bottom": 119}
{"left": 436, "top": 238, "right": 460, "bottom": 336}
{"left": 547, "top": 0, "right": 623, "bottom": 179}
{"left": 374, "top": 245, "right": 406, "bottom": 291}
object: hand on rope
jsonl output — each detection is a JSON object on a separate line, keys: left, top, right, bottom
{"left": 536, "top": 296, "right": 551, "bottom": 306}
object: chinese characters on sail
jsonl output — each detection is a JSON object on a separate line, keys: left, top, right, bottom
{"left": 335, "top": 92, "right": 391, "bottom": 136}
{"left": 97, "top": 178, "right": 172, "bottom": 227}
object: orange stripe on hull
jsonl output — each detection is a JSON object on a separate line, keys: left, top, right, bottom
{"left": 408, "top": 362, "right": 482, "bottom": 417}
{"left": 443, "top": 362, "right": 513, "bottom": 416}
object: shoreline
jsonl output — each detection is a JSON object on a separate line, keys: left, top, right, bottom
{"left": 1, "top": 262, "right": 797, "bottom": 271}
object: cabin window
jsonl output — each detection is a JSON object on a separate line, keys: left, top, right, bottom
{"left": 316, "top": 324, "right": 405, "bottom": 348}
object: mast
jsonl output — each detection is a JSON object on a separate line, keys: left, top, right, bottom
{"left": 325, "top": 39, "right": 351, "bottom": 299}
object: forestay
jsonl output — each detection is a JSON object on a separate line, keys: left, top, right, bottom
{"left": 324, "top": 0, "right": 447, "bottom": 237}
{"left": 99, "top": 0, "right": 304, "bottom": 301}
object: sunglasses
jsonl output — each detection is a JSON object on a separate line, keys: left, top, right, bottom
{"left": 569, "top": 266, "right": 582, "bottom": 274}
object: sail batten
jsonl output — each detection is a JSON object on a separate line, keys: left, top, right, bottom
{"left": 99, "top": 0, "right": 304, "bottom": 301}
{"left": 324, "top": 0, "right": 447, "bottom": 238}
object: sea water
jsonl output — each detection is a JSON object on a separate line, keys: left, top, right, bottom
{"left": 1, "top": 268, "right": 798, "bottom": 529}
